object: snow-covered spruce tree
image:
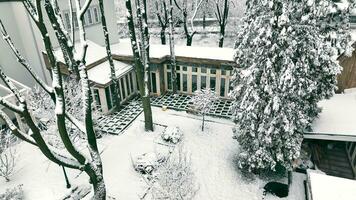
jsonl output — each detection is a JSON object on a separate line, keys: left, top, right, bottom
{"left": 191, "top": 89, "right": 219, "bottom": 131}
{"left": 126, "top": 0, "right": 154, "bottom": 131}
{"left": 230, "top": 0, "right": 354, "bottom": 172}
{"left": 0, "top": 0, "right": 109, "bottom": 198}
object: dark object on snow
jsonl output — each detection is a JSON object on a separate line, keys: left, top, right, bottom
{"left": 262, "top": 181, "right": 289, "bottom": 199}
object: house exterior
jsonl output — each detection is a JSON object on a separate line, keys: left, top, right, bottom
{"left": 49, "top": 39, "right": 236, "bottom": 113}
{"left": 0, "top": 0, "right": 119, "bottom": 88}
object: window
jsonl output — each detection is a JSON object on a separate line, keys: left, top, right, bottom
{"left": 210, "top": 69, "right": 216, "bottom": 74}
{"left": 125, "top": 75, "right": 131, "bottom": 95}
{"left": 129, "top": 73, "right": 134, "bottom": 92}
{"left": 105, "top": 86, "right": 112, "bottom": 110}
{"left": 201, "top": 76, "right": 206, "bottom": 89}
{"left": 192, "top": 75, "right": 197, "bottom": 92}
{"left": 177, "top": 73, "right": 181, "bottom": 91}
{"left": 93, "top": 7, "right": 100, "bottom": 23}
{"left": 182, "top": 66, "right": 187, "bottom": 71}
{"left": 183, "top": 74, "right": 187, "bottom": 92}
{"left": 176, "top": 66, "right": 180, "bottom": 71}
{"left": 167, "top": 72, "right": 172, "bottom": 90}
{"left": 201, "top": 68, "right": 207, "bottom": 73}
{"left": 221, "top": 70, "right": 226, "bottom": 76}
{"left": 192, "top": 67, "right": 198, "bottom": 72}
{"left": 73, "top": 11, "right": 78, "bottom": 28}
{"left": 64, "top": 12, "right": 71, "bottom": 30}
{"left": 210, "top": 77, "right": 216, "bottom": 90}
{"left": 151, "top": 72, "right": 157, "bottom": 93}
{"left": 220, "top": 78, "right": 225, "bottom": 97}
{"left": 120, "top": 78, "right": 126, "bottom": 100}
{"left": 87, "top": 9, "right": 93, "bottom": 24}
{"left": 93, "top": 88, "right": 101, "bottom": 106}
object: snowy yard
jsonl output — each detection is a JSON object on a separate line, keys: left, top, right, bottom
{"left": 0, "top": 107, "right": 305, "bottom": 200}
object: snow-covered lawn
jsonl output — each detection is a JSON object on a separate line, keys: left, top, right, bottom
{"left": 0, "top": 107, "right": 305, "bottom": 200}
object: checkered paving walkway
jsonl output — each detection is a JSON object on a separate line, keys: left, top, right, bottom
{"left": 151, "top": 93, "right": 233, "bottom": 119}
{"left": 96, "top": 93, "right": 233, "bottom": 135}
{"left": 96, "top": 99, "right": 143, "bottom": 134}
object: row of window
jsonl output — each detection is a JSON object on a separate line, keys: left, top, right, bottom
{"left": 62, "top": 6, "right": 101, "bottom": 31}
{"left": 93, "top": 72, "right": 136, "bottom": 111}
{"left": 165, "top": 65, "right": 231, "bottom": 97}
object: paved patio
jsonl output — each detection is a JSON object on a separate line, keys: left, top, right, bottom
{"left": 151, "top": 92, "right": 233, "bottom": 118}
{"left": 96, "top": 93, "right": 233, "bottom": 134}
{"left": 96, "top": 98, "right": 143, "bottom": 134}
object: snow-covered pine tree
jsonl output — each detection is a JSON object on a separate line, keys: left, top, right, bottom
{"left": 230, "top": 0, "right": 354, "bottom": 172}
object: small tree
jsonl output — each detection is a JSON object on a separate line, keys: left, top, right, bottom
{"left": 191, "top": 89, "right": 218, "bottom": 131}
{"left": 0, "top": 129, "right": 18, "bottom": 182}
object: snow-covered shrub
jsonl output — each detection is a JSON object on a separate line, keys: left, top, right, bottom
{"left": 150, "top": 145, "right": 198, "bottom": 200}
{"left": 161, "top": 127, "right": 182, "bottom": 144}
{"left": 133, "top": 152, "right": 165, "bottom": 174}
{"left": 230, "top": 0, "right": 354, "bottom": 172}
{"left": 27, "top": 76, "right": 104, "bottom": 149}
{"left": 0, "top": 129, "right": 18, "bottom": 182}
{"left": 190, "top": 88, "right": 219, "bottom": 131}
{"left": 0, "top": 185, "right": 24, "bottom": 200}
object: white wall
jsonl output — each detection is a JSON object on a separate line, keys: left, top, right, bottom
{"left": 0, "top": 2, "right": 51, "bottom": 87}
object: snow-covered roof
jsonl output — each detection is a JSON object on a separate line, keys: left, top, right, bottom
{"left": 54, "top": 40, "right": 108, "bottom": 67}
{"left": 112, "top": 39, "right": 235, "bottom": 63}
{"left": 307, "top": 170, "right": 356, "bottom": 200}
{"left": 306, "top": 90, "right": 356, "bottom": 141}
{"left": 87, "top": 60, "right": 133, "bottom": 86}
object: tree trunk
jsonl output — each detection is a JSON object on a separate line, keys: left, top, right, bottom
{"left": 168, "top": 0, "right": 177, "bottom": 94}
{"left": 186, "top": 35, "right": 193, "bottom": 46}
{"left": 218, "top": 25, "right": 225, "bottom": 48}
{"left": 91, "top": 174, "right": 106, "bottom": 200}
{"left": 160, "top": 27, "right": 166, "bottom": 45}
{"left": 202, "top": 114, "right": 205, "bottom": 131}
{"left": 98, "top": 0, "right": 120, "bottom": 109}
{"left": 126, "top": 0, "right": 154, "bottom": 131}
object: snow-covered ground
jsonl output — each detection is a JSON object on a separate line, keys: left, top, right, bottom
{"left": 0, "top": 107, "right": 306, "bottom": 200}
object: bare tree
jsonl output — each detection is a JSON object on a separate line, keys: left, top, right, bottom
{"left": 213, "top": 0, "right": 230, "bottom": 47}
{"left": 98, "top": 0, "right": 120, "bottom": 109}
{"left": 173, "top": 0, "right": 204, "bottom": 46}
{"left": 154, "top": 0, "right": 169, "bottom": 45}
{"left": 0, "top": 0, "right": 107, "bottom": 198}
{"left": 126, "top": 0, "right": 154, "bottom": 131}
{"left": 0, "top": 129, "right": 18, "bottom": 182}
{"left": 150, "top": 144, "right": 198, "bottom": 199}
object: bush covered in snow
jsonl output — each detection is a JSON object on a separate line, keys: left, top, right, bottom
{"left": 0, "top": 129, "right": 18, "bottom": 182}
{"left": 132, "top": 152, "right": 166, "bottom": 174}
{"left": 161, "top": 127, "right": 182, "bottom": 144}
{"left": 150, "top": 145, "right": 198, "bottom": 200}
{"left": 0, "top": 185, "right": 24, "bottom": 200}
